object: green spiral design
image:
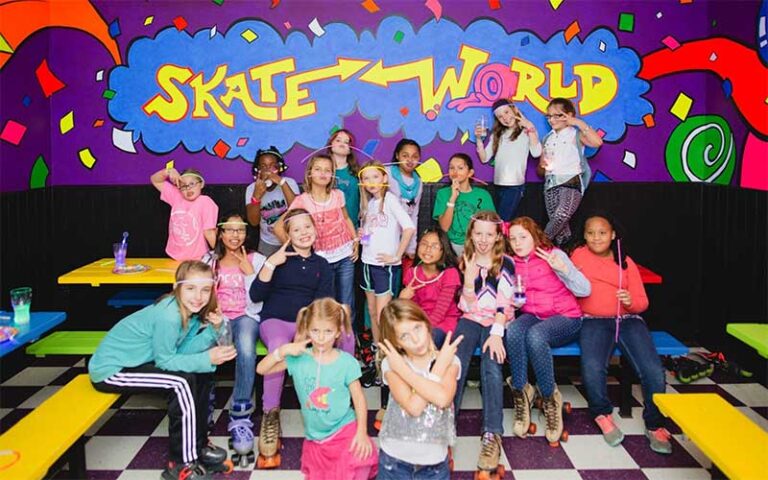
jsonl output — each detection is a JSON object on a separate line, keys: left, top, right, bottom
{"left": 665, "top": 115, "right": 735, "bottom": 185}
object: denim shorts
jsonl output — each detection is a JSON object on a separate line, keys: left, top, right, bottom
{"left": 361, "top": 263, "right": 400, "bottom": 296}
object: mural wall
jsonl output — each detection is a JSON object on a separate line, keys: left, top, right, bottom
{"left": 1, "top": 0, "right": 766, "bottom": 192}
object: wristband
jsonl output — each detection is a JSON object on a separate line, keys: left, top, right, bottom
{"left": 263, "top": 261, "right": 276, "bottom": 271}
{"left": 279, "top": 178, "right": 287, "bottom": 186}
{"left": 446, "top": 202, "right": 456, "bottom": 208}
{"left": 525, "top": 127, "right": 534, "bottom": 134}
{"left": 272, "top": 348, "right": 282, "bottom": 361}
{"left": 251, "top": 197, "right": 261, "bottom": 205}
{"left": 490, "top": 323, "right": 505, "bottom": 337}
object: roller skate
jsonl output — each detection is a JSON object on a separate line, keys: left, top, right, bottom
{"left": 161, "top": 460, "right": 211, "bottom": 480}
{"left": 541, "top": 387, "right": 570, "bottom": 447}
{"left": 199, "top": 441, "right": 234, "bottom": 475}
{"left": 475, "top": 432, "right": 505, "bottom": 479}
{"left": 358, "top": 333, "right": 378, "bottom": 388}
{"left": 227, "top": 400, "right": 255, "bottom": 467}
{"left": 257, "top": 408, "right": 281, "bottom": 469}
{"left": 206, "top": 382, "right": 217, "bottom": 434}
{"left": 693, "top": 351, "right": 753, "bottom": 380}
{"left": 663, "top": 355, "right": 713, "bottom": 384}
{"left": 506, "top": 378, "right": 536, "bottom": 437}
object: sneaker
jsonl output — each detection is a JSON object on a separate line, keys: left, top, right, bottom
{"left": 595, "top": 414, "right": 624, "bottom": 446}
{"left": 646, "top": 427, "right": 673, "bottom": 454}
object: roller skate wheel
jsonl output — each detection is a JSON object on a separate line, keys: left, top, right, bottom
{"left": 678, "top": 373, "right": 692, "bottom": 384}
{"left": 373, "top": 420, "right": 382, "bottom": 431}
{"left": 496, "top": 465, "right": 506, "bottom": 478}
{"left": 528, "top": 423, "right": 537, "bottom": 435}
{"left": 561, "top": 430, "right": 569, "bottom": 443}
{"left": 222, "top": 459, "right": 234, "bottom": 474}
{"left": 228, "top": 438, "right": 233, "bottom": 449}
{"left": 257, "top": 453, "right": 281, "bottom": 469}
{"left": 563, "top": 402, "right": 572, "bottom": 415}
{"left": 474, "top": 470, "right": 491, "bottom": 480}
{"left": 548, "top": 440, "right": 560, "bottom": 448}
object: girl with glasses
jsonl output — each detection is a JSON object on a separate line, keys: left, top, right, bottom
{"left": 151, "top": 167, "right": 219, "bottom": 260}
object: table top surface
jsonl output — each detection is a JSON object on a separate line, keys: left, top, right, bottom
{"left": 654, "top": 393, "right": 768, "bottom": 479}
{"left": 0, "top": 311, "right": 67, "bottom": 358}
{"left": 58, "top": 258, "right": 180, "bottom": 286}
{"left": 726, "top": 323, "right": 768, "bottom": 358}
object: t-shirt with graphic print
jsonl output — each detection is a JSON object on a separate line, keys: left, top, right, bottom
{"left": 432, "top": 186, "right": 496, "bottom": 246}
{"left": 161, "top": 182, "right": 218, "bottom": 261}
{"left": 285, "top": 349, "right": 361, "bottom": 440}
{"left": 289, "top": 190, "right": 354, "bottom": 263}
{"left": 245, "top": 178, "right": 300, "bottom": 246}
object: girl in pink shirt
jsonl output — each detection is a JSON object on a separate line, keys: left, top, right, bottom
{"left": 400, "top": 227, "right": 461, "bottom": 347}
{"left": 150, "top": 167, "right": 219, "bottom": 261}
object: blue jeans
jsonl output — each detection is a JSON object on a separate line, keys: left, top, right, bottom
{"left": 495, "top": 184, "right": 525, "bottom": 221}
{"left": 378, "top": 449, "right": 450, "bottom": 480}
{"left": 505, "top": 314, "right": 582, "bottom": 397}
{"left": 432, "top": 327, "right": 447, "bottom": 349}
{"left": 330, "top": 256, "right": 356, "bottom": 320}
{"left": 580, "top": 316, "right": 666, "bottom": 429}
{"left": 454, "top": 318, "right": 505, "bottom": 435}
{"left": 231, "top": 314, "right": 260, "bottom": 405}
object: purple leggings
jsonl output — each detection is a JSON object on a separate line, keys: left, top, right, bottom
{"left": 260, "top": 318, "right": 356, "bottom": 410}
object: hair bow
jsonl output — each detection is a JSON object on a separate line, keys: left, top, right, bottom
{"left": 501, "top": 221, "right": 511, "bottom": 236}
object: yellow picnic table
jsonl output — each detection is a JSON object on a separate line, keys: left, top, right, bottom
{"left": 58, "top": 258, "right": 180, "bottom": 287}
{"left": 654, "top": 393, "right": 768, "bottom": 480}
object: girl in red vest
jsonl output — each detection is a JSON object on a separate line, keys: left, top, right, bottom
{"left": 505, "top": 216, "right": 591, "bottom": 446}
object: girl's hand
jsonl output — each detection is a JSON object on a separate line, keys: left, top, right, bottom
{"left": 253, "top": 177, "right": 267, "bottom": 200}
{"left": 399, "top": 276, "right": 423, "bottom": 300}
{"left": 350, "top": 241, "right": 359, "bottom": 262}
{"left": 474, "top": 124, "right": 486, "bottom": 140}
{"left": 377, "top": 339, "right": 408, "bottom": 375}
{"left": 281, "top": 339, "right": 312, "bottom": 358}
{"left": 268, "top": 241, "right": 298, "bottom": 267}
{"left": 267, "top": 171, "right": 282, "bottom": 185}
{"left": 617, "top": 289, "right": 632, "bottom": 307}
{"left": 433, "top": 330, "right": 463, "bottom": 373}
{"left": 206, "top": 308, "right": 224, "bottom": 327}
{"left": 535, "top": 247, "right": 567, "bottom": 274}
{"left": 449, "top": 179, "right": 461, "bottom": 200}
{"left": 167, "top": 168, "right": 181, "bottom": 187}
{"left": 515, "top": 112, "right": 534, "bottom": 131}
{"left": 233, "top": 246, "right": 255, "bottom": 275}
{"left": 209, "top": 345, "right": 237, "bottom": 365}
{"left": 566, "top": 115, "right": 582, "bottom": 128}
{"left": 463, "top": 252, "right": 480, "bottom": 282}
{"left": 482, "top": 334, "right": 506, "bottom": 364}
{"left": 349, "top": 430, "right": 372, "bottom": 459}
{"left": 376, "top": 253, "right": 398, "bottom": 265}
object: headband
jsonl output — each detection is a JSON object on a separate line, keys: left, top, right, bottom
{"left": 180, "top": 172, "right": 204, "bottom": 182}
{"left": 256, "top": 145, "right": 283, "bottom": 161}
{"left": 217, "top": 221, "right": 248, "bottom": 226}
{"left": 285, "top": 212, "right": 313, "bottom": 223}
{"left": 175, "top": 278, "right": 215, "bottom": 287}
{"left": 491, "top": 98, "right": 512, "bottom": 112}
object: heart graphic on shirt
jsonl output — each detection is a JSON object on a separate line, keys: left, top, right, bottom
{"left": 307, "top": 386, "right": 331, "bottom": 410}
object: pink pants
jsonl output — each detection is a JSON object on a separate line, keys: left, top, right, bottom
{"left": 300, "top": 421, "right": 378, "bottom": 480}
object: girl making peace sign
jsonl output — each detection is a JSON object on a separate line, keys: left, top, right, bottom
{"left": 475, "top": 99, "right": 542, "bottom": 221}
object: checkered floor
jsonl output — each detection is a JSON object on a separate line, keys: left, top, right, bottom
{"left": 2, "top": 355, "right": 767, "bottom": 480}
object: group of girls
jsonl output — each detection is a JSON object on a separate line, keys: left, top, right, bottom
{"left": 89, "top": 96, "right": 673, "bottom": 480}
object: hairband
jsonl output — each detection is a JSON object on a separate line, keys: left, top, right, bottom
{"left": 180, "top": 173, "right": 204, "bottom": 181}
{"left": 217, "top": 221, "right": 248, "bottom": 226}
{"left": 256, "top": 146, "right": 283, "bottom": 161}
{"left": 357, "top": 164, "right": 388, "bottom": 178}
{"left": 175, "top": 278, "right": 215, "bottom": 286}
{"left": 285, "top": 212, "right": 313, "bottom": 222}
{"left": 471, "top": 215, "right": 511, "bottom": 236}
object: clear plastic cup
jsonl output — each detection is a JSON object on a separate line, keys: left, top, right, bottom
{"left": 10, "top": 287, "right": 32, "bottom": 325}
{"left": 113, "top": 243, "right": 128, "bottom": 268}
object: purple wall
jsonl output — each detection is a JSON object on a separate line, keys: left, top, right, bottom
{"left": 1, "top": 0, "right": 765, "bottom": 191}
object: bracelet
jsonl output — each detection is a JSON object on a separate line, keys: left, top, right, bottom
{"left": 446, "top": 202, "right": 456, "bottom": 208}
{"left": 272, "top": 348, "right": 282, "bottom": 361}
{"left": 263, "top": 261, "right": 276, "bottom": 271}
{"left": 251, "top": 197, "right": 261, "bottom": 205}
{"left": 490, "top": 323, "right": 505, "bottom": 337}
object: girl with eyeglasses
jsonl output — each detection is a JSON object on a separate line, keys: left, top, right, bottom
{"left": 538, "top": 97, "right": 604, "bottom": 246}
{"left": 151, "top": 167, "right": 219, "bottom": 260}
{"left": 202, "top": 211, "right": 267, "bottom": 466}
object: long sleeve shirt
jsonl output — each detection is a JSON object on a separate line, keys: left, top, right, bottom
{"left": 458, "top": 255, "right": 516, "bottom": 327}
{"left": 570, "top": 246, "right": 649, "bottom": 317}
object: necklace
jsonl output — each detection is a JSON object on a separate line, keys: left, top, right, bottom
{"left": 411, "top": 265, "right": 445, "bottom": 287}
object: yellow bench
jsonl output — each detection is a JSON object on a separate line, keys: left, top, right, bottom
{"left": 0, "top": 374, "right": 119, "bottom": 480}
{"left": 654, "top": 393, "right": 768, "bottom": 480}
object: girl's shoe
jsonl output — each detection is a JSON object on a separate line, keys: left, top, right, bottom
{"left": 595, "top": 414, "right": 624, "bottom": 446}
{"left": 476, "top": 432, "right": 503, "bottom": 474}
{"left": 646, "top": 427, "right": 673, "bottom": 454}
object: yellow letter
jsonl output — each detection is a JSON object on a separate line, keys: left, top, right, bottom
{"left": 573, "top": 64, "right": 618, "bottom": 115}
{"left": 510, "top": 58, "right": 549, "bottom": 113}
{"left": 143, "top": 65, "right": 194, "bottom": 122}
{"left": 189, "top": 65, "right": 234, "bottom": 127}
{"left": 220, "top": 72, "right": 279, "bottom": 121}
{"left": 248, "top": 58, "right": 296, "bottom": 103}
{"left": 545, "top": 62, "right": 578, "bottom": 100}
{"left": 423, "top": 45, "right": 489, "bottom": 113}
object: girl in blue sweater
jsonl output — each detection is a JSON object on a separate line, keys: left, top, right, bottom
{"left": 89, "top": 260, "right": 237, "bottom": 480}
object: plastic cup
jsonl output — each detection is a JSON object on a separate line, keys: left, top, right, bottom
{"left": 10, "top": 287, "right": 32, "bottom": 325}
{"left": 217, "top": 318, "right": 233, "bottom": 347}
{"left": 113, "top": 243, "right": 128, "bottom": 268}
